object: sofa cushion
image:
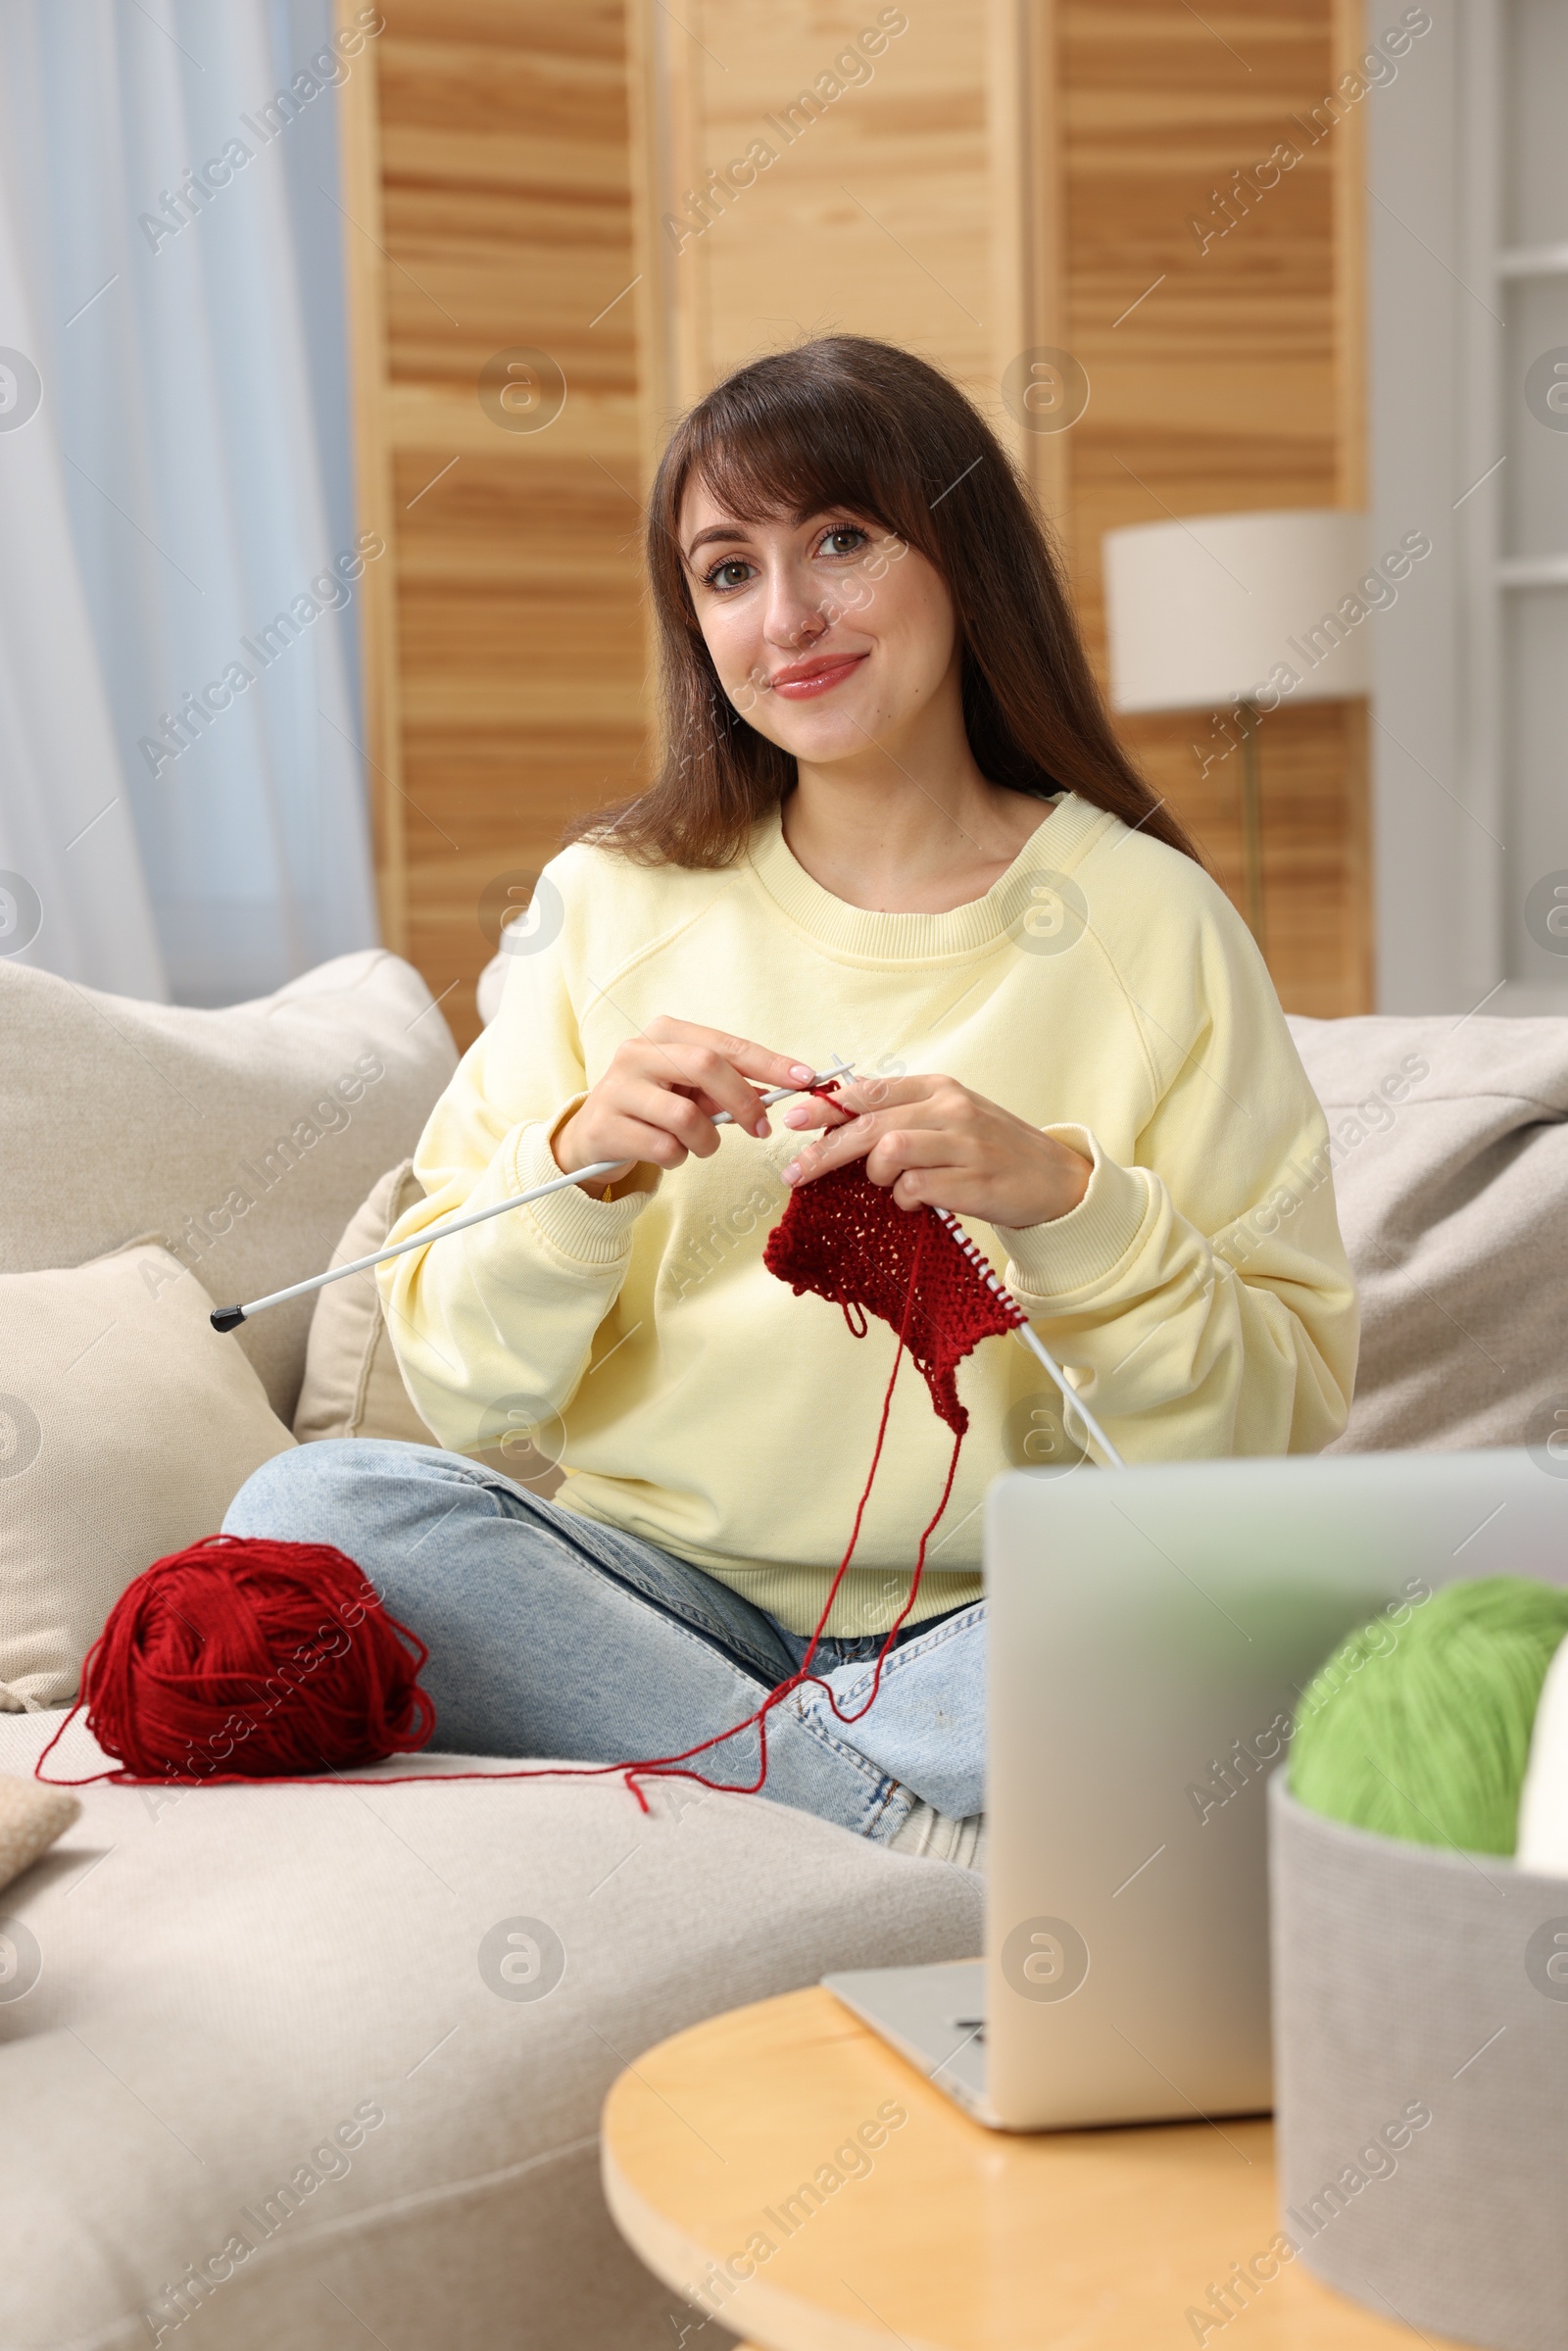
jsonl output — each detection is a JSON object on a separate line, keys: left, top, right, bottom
{"left": 0, "top": 1241, "right": 296, "bottom": 1710}
{"left": 0, "top": 951, "right": 457, "bottom": 1424}
{"left": 293, "top": 1164, "right": 437, "bottom": 1446}
{"left": 0, "top": 1706, "right": 981, "bottom": 2351}
{"left": 1288, "top": 1013, "right": 1568, "bottom": 1453}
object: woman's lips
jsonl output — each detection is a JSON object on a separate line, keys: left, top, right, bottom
{"left": 768, "top": 653, "right": 867, "bottom": 701}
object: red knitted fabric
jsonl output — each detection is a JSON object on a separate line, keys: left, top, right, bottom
{"left": 763, "top": 1160, "right": 1019, "bottom": 1435}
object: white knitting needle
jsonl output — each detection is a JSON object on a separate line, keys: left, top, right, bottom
{"left": 211, "top": 1058, "right": 856, "bottom": 1332}
{"left": 929, "top": 1204, "right": 1126, "bottom": 1469}
{"left": 810, "top": 1049, "right": 1122, "bottom": 1469}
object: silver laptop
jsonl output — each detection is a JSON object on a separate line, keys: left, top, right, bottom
{"left": 825, "top": 1448, "right": 1568, "bottom": 2131}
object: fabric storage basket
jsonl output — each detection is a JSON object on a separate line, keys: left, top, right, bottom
{"left": 1269, "top": 1777, "right": 1568, "bottom": 2351}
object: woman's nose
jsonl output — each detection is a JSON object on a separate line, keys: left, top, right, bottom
{"left": 761, "top": 564, "right": 828, "bottom": 648}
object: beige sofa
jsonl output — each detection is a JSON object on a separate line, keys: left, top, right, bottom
{"left": 2, "top": 951, "right": 1565, "bottom": 2350}
{"left": 0, "top": 952, "right": 982, "bottom": 2351}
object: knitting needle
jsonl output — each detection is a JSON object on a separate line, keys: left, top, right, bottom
{"left": 210, "top": 1058, "right": 856, "bottom": 1332}
{"left": 929, "top": 1204, "right": 1126, "bottom": 1469}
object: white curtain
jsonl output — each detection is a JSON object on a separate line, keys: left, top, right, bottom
{"left": 0, "top": 0, "right": 378, "bottom": 1004}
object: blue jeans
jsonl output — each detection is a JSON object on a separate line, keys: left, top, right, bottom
{"left": 221, "top": 1442, "right": 986, "bottom": 1839}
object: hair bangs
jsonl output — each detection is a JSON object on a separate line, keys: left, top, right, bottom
{"left": 668, "top": 370, "right": 932, "bottom": 558}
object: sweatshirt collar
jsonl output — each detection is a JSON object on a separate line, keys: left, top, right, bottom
{"left": 744, "top": 792, "right": 1108, "bottom": 962}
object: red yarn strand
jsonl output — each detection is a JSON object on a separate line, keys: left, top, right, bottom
{"left": 37, "top": 1164, "right": 1011, "bottom": 1807}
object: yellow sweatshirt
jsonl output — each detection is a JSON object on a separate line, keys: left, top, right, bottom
{"left": 381, "top": 796, "right": 1357, "bottom": 1636}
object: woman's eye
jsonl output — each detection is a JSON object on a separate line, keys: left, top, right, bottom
{"left": 705, "top": 560, "right": 753, "bottom": 591}
{"left": 820, "top": 526, "right": 867, "bottom": 558}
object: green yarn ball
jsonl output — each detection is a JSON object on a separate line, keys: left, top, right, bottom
{"left": 1290, "top": 1577, "right": 1568, "bottom": 1856}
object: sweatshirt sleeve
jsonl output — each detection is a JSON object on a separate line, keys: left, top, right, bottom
{"left": 377, "top": 888, "right": 660, "bottom": 1453}
{"left": 996, "top": 904, "right": 1358, "bottom": 1462}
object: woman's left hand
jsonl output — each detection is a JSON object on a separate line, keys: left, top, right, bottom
{"left": 780, "top": 1073, "right": 1092, "bottom": 1230}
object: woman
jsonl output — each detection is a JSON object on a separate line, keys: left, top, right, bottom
{"left": 226, "top": 336, "right": 1356, "bottom": 1865}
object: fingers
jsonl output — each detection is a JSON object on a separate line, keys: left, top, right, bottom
{"left": 779, "top": 1081, "right": 1089, "bottom": 1230}
{"left": 564, "top": 1018, "right": 830, "bottom": 1186}
{"left": 644, "top": 1016, "right": 816, "bottom": 1102}
{"left": 782, "top": 1081, "right": 971, "bottom": 1190}
{"left": 783, "top": 1107, "right": 914, "bottom": 1186}
{"left": 834, "top": 1074, "right": 927, "bottom": 1112}
{"left": 595, "top": 1121, "right": 691, "bottom": 1174}
{"left": 608, "top": 1041, "right": 758, "bottom": 1142}
{"left": 657, "top": 1046, "right": 767, "bottom": 1134}
{"left": 782, "top": 1072, "right": 921, "bottom": 1125}
{"left": 618, "top": 1118, "right": 694, "bottom": 1171}
{"left": 863, "top": 1128, "right": 957, "bottom": 1184}
{"left": 799, "top": 1124, "right": 958, "bottom": 1187}
{"left": 631, "top": 1029, "right": 818, "bottom": 1141}
{"left": 776, "top": 1094, "right": 853, "bottom": 1134}
{"left": 890, "top": 1165, "right": 948, "bottom": 1211}
{"left": 619, "top": 1076, "right": 732, "bottom": 1160}
{"left": 553, "top": 1108, "right": 683, "bottom": 1180}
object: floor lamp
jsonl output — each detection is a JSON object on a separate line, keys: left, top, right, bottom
{"left": 1102, "top": 511, "right": 1371, "bottom": 952}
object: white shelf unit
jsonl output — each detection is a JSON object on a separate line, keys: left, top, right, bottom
{"left": 1368, "top": 0, "right": 1568, "bottom": 1012}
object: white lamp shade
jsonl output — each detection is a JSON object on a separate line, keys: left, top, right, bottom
{"left": 1102, "top": 509, "right": 1374, "bottom": 713}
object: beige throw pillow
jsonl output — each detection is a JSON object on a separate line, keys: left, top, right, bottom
{"left": 0, "top": 949, "right": 458, "bottom": 1426}
{"left": 0, "top": 1241, "right": 296, "bottom": 1710}
{"left": 293, "top": 1162, "right": 437, "bottom": 1445}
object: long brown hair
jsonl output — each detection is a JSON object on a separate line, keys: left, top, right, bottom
{"left": 571, "top": 335, "right": 1199, "bottom": 868}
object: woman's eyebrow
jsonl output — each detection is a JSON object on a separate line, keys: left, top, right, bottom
{"left": 683, "top": 521, "right": 751, "bottom": 558}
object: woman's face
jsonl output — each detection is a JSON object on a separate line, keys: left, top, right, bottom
{"left": 676, "top": 475, "right": 961, "bottom": 767}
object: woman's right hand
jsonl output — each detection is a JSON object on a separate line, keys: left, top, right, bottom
{"left": 552, "top": 1017, "right": 817, "bottom": 1188}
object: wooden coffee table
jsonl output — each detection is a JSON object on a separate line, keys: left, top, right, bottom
{"left": 602, "top": 1983, "right": 1453, "bottom": 2350}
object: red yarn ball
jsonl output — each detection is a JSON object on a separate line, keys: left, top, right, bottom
{"left": 70, "top": 1535, "right": 435, "bottom": 1783}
